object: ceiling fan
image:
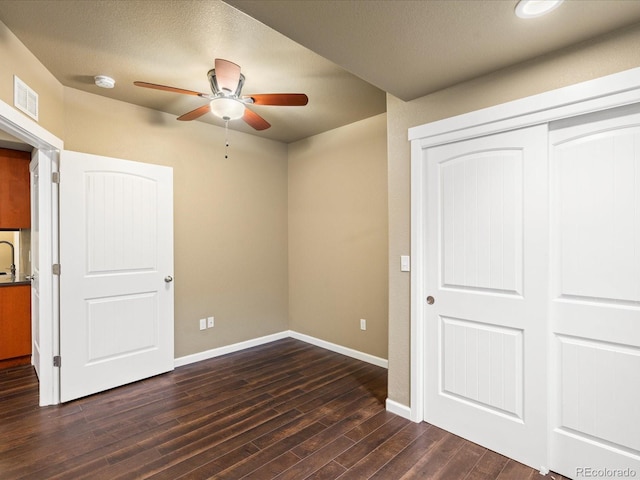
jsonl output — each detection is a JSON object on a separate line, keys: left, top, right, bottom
{"left": 134, "top": 58, "right": 309, "bottom": 131}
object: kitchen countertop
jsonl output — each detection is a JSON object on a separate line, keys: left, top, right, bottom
{"left": 0, "top": 274, "right": 31, "bottom": 287}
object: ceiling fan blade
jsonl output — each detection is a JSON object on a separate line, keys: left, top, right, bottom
{"left": 134, "top": 81, "right": 205, "bottom": 97}
{"left": 246, "top": 93, "right": 309, "bottom": 106}
{"left": 215, "top": 58, "right": 242, "bottom": 93}
{"left": 242, "top": 108, "right": 271, "bottom": 130}
{"left": 177, "top": 104, "right": 211, "bottom": 121}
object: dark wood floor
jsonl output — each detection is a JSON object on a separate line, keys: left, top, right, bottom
{"left": 0, "top": 338, "right": 570, "bottom": 479}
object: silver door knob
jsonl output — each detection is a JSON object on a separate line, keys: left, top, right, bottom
{"left": 426, "top": 296, "right": 435, "bottom": 305}
{"left": 164, "top": 275, "right": 173, "bottom": 283}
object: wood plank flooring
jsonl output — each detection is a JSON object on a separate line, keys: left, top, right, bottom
{"left": 0, "top": 338, "right": 570, "bottom": 479}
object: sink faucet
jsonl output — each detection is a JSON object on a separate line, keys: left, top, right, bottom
{"left": 0, "top": 241, "right": 16, "bottom": 276}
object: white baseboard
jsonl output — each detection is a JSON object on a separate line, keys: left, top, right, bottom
{"left": 288, "top": 331, "right": 388, "bottom": 369}
{"left": 174, "top": 331, "right": 289, "bottom": 367}
{"left": 386, "top": 398, "right": 413, "bottom": 421}
{"left": 174, "top": 330, "right": 388, "bottom": 369}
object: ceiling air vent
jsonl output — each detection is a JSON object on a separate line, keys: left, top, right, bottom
{"left": 14, "top": 75, "right": 39, "bottom": 121}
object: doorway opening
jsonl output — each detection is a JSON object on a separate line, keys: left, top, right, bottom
{"left": 0, "top": 97, "right": 62, "bottom": 405}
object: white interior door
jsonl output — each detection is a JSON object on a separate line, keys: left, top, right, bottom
{"left": 59, "top": 150, "right": 174, "bottom": 403}
{"left": 29, "top": 154, "right": 41, "bottom": 378}
{"left": 30, "top": 149, "right": 58, "bottom": 406}
{"left": 549, "top": 105, "right": 640, "bottom": 477}
{"left": 423, "top": 125, "right": 549, "bottom": 471}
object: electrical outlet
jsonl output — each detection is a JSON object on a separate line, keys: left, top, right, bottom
{"left": 207, "top": 316, "right": 214, "bottom": 328}
{"left": 360, "top": 319, "right": 367, "bottom": 331}
{"left": 199, "top": 318, "right": 206, "bottom": 330}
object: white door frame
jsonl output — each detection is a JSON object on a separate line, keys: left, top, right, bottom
{"left": 408, "top": 66, "right": 640, "bottom": 423}
{"left": 0, "top": 97, "right": 63, "bottom": 406}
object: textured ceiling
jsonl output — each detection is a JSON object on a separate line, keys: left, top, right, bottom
{"left": 1, "top": 0, "right": 640, "bottom": 144}
{"left": 228, "top": 0, "right": 640, "bottom": 101}
{"left": 0, "top": 0, "right": 386, "bottom": 143}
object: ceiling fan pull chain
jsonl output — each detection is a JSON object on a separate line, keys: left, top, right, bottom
{"left": 224, "top": 118, "right": 230, "bottom": 159}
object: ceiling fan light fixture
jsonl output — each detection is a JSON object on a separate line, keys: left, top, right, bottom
{"left": 210, "top": 97, "right": 245, "bottom": 120}
{"left": 515, "top": 0, "right": 563, "bottom": 18}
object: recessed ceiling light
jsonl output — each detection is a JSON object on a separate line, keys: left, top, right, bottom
{"left": 515, "top": 0, "right": 563, "bottom": 18}
{"left": 94, "top": 75, "right": 116, "bottom": 89}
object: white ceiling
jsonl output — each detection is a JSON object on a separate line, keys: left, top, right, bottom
{"left": 1, "top": 0, "right": 640, "bottom": 144}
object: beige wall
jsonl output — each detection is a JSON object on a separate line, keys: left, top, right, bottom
{"left": 12, "top": 11, "right": 640, "bottom": 407}
{"left": 386, "top": 24, "right": 640, "bottom": 407}
{"left": 64, "top": 88, "right": 289, "bottom": 357}
{"left": 0, "top": 17, "right": 389, "bottom": 364}
{"left": 288, "top": 113, "right": 388, "bottom": 359}
{"left": 0, "top": 20, "right": 64, "bottom": 138}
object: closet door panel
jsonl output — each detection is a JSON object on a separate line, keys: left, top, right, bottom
{"left": 550, "top": 104, "right": 640, "bottom": 478}
{"left": 422, "top": 125, "right": 549, "bottom": 471}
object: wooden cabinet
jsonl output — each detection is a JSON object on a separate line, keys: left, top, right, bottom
{"left": 0, "top": 148, "right": 31, "bottom": 229}
{"left": 0, "top": 285, "right": 31, "bottom": 368}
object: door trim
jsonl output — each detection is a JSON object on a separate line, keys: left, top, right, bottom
{"left": 409, "top": 66, "right": 640, "bottom": 424}
{"left": 0, "top": 97, "right": 63, "bottom": 406}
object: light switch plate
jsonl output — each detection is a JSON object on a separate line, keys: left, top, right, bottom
{"left": 400, "top": 255, "right": 410, "bottom": 272}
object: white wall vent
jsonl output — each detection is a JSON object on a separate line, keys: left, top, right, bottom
{"left": 14, "top": 75, "right": 39, "bottom": 121}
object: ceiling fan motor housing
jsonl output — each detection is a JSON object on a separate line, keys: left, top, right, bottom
{"left": 208, "top": 69, "right": 245, "bottom": 97}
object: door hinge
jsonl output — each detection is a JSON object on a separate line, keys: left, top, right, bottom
{"left": 52, "top": 171, "right": 60, "bottom": 184}
{"left": 53, "top": 355, "right": 61, "bottom": 367}
{"left": 52, "top": 264, "right": 61, "bottom": 275}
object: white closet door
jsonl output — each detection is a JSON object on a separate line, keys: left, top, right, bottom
{"left": 549, "top": 105, "right": 640, "bottom": 478}
{"left": 423, "top": 125, "right": 549, "bottom": 470}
